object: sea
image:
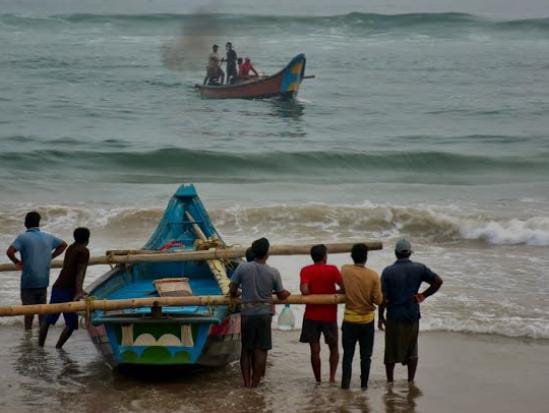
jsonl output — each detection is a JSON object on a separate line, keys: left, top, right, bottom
{"left": 0, "top": 0, "right": 548, "bottom": 411}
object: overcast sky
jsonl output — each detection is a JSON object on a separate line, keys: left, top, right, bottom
{"left": 1, "top": 0, "right": 548, "bottom": 19}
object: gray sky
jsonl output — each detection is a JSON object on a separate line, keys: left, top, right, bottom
{"left": 1, "top": 0, "right": 548, "bottom": 18}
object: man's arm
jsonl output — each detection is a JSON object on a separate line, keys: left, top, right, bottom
{"left": 6, "top": 246, "right": 22, "bottom": 270}
{"left": 274, "top": 271, "right": 291, "bottom": 300}
{"left": 251, "top": 66, "right": 258, "bottom": 76}
{"left": 372, "top": 276, "right": 383, "bottom": 306}
{"left": 229, "top": 282, "right": 240, "bottom": 298}
{"left": 229, "top": 265, "right": 242, "bottom": 297}
{"left": 378, "top": 301, "right": 386, "bottom": 331}
{"left": 415, "top": 274, "right": 443, "bottom": 303}
{"left": 52, "top": 241, "right": 67, "bottom": 259}
{"left": 276, "top": 289, "right": 291, "bottom": 301}
{"left": 378, "top": 273, "right": 388, "bottom": 331}
{"left": 74, "top": 262, "right": 88, "bottom": 300}
{"left": 299, "top": 268, "right": 309, "bottom": 295}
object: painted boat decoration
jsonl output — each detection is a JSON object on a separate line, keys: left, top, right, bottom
{"left": 86, "top": 185, "right": 241, "bottom": 368}
{"left": 195, "top": 53, "right": 306, "bottom": 99}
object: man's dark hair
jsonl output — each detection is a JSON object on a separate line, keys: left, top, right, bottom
{"left": 351, "top": 243, "right": 368, "bottom": 264}
{"left": 310, "top": 244, "right": 327, "bottom": 263}
{"left": 245, "top": 247, "right": 255, "bottom": 262}
{"left": 251, "top": 237, "right": 270, "bottom": 259}
{"left": 396, "top": 250, "right": 412, "bottom": 259}
{"left": 74, "top": 227, "right": 90, "bottom": 244}
{"left": 24, "top": 211, "right": 41, "bottom": 229}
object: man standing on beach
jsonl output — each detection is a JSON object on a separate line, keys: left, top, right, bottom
{"left": 299, "top": 244, "right": 343, "bottom": 383}
{"left": 39, "top": 227, "right": 90, "bottom": 349}
{"left": 378, "top": 239, "right": 443, "bottom": 383}
{"left": 340, "top": 243, "right": 383, "bottom": 389}
{"left": 6, "top": 211, "right": 67, "bottom": 330}
{"left": 229, "top": 237, "right": 290, "bottom": 388}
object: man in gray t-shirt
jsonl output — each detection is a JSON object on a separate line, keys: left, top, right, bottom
{"left": 230, "top": 238, "right": 290, "bottom": 388}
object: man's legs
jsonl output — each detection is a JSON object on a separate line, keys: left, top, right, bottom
{"left": 309, "top": 342, "right": 322, "bottom": 383}
{"left": 38, "top": 322, "right": 49, "bottom": 345}
{"left": 358, "top": 322, "right": 374, "bottom": 388}
{"left": 385, "top": 363, "right": 395, "bottom": 382}
{"left": 240, "top": 347, "right": 253, "bottom": 387}
{"left": 407, "top": 357, "right": 418, "bottom": 383}
{"left": 56, "top": 327, "right": 75, "bottom": 349}
{"left": 252, "top": 348, "right": 267, "bottom": 388}
{"left": 24, "top": 315, "right": 34, "bottom": 331}
{"left": 21, "top": 288, "right": 46, "bottom": 330}
{"left": 341, "top": 322, "right": 358, "bottom": 389}
{"left": 328, "top": 341, "right": 339, "bottom": 383}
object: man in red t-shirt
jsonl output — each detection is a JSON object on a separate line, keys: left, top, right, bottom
{"left": 300, "top": 244, "right": 344, "bottom": 383}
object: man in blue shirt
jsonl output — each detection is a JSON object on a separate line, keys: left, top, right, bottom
{"left": 378, "top": 239, "right": 442, "bottom": 383}
{"left": 6, "top": 211, "right": 67, "bottom": 330}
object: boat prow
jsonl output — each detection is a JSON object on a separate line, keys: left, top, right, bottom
{"left": 196, "top": 53, "right": 306, "bottom": 99}
{"left": 86, "top": 185, "right": 241, "bottom": 369}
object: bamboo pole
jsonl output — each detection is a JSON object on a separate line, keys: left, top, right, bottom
{"left": 0, "top": 294, "right": 347, "bottom": 317}
{"left": 185, "top": 210, "right": 230, "bottom": 295}
{"left": 0, "top": 241, "right": 382, "bottom": 272}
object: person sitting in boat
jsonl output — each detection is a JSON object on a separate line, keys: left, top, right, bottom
{"left": 223, "top": 42, "right": 238, "bottom": 85}
{"left": 237, "top": 57, "right": 244, "bottom": 79}
{"left": 203, "top": 44, "right": 224, "bottom": 86}
{"left": 239, "top": 57, "right": 259, "bottom": 81}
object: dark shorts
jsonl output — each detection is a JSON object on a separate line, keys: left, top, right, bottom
{"left": 299, "top": 319, "right": 338, "bottom": 346}
{"left": 44, "top": 288, "right": 78, "bottom": 330}
{"left": 241, "top": 314, "right": 272, "bottom": 350}
{"left": 20, "top": 287, "right": 47, "bottom": 306}
{"left": 384, "top": 320, "right": 419, "bottom": 365}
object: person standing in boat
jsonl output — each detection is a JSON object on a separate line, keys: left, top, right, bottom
{"left": 229, "top": 238, "right": 291, "bottom": 388}
{"left": 39, "top": 227, "right": 90, "bottom": 349}
{"left": 224, "top": 42, "right": 238, "bottom": 84}
{"left": 299, "top": 244, "right": 344, "bottom": 384}
{"left": 6, "top": 211, "right": 67, "bottom": 330}
{"left": 203, "top": 44, "right": 224, "bottom": 85}
{"left": 378, "top": 239, "right": 443, "bottom": 383}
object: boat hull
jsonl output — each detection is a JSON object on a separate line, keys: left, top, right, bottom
{"left": 196, "top": 54, "right": 306, "bottom": 99}
{"left": 85, "top": 185, "right": 241, "bottom": 370}
{"left": 87, "top": 313, "right": 240, "bottom": 368}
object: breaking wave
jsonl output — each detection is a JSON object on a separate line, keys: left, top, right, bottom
{"left": 1, "top": 202, "right": 548, "bottom": 246}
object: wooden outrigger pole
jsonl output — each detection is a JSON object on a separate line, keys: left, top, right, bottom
{"left": 0, "top": 241, "right": 382, "bottom": 272}
{"left": 0, "top": 294, "right": 347, "bottom": 317}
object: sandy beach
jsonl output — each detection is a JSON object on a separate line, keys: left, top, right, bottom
{"left": 0, "top": 325, "right": 547, "bottom": 413}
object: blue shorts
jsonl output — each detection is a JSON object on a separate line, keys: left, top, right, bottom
{"left": 45, "top": 287, "right": 78, "bottom": 330}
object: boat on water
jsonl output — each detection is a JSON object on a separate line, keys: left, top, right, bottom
{"left": 86, "top": 185, "right": 241, "bottom": 368}
{"left": 195, "top": 53, "right": 306, "bottom": 99}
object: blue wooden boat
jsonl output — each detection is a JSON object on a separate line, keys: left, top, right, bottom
{"left": 86, "top": 185, "right": 241, "bottom": 368}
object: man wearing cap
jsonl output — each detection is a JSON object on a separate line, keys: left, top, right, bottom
{"left": 378, "top": 239, "right": 443, "bottom": 383}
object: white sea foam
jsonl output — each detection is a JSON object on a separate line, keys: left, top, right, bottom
{"left": 2, "top": 202, "right": 549, "bottom": 246}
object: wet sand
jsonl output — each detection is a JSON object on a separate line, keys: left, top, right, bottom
{"left": 0, "top": 326, "right": 547, "bottom": 413}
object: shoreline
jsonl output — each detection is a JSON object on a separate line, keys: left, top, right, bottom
{"left": 0, "top": 326, "right": 547, "bottom": 412}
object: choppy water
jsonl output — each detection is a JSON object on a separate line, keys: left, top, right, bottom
{"left": 1, "top": 0, "right": 549, "bottom": 344}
